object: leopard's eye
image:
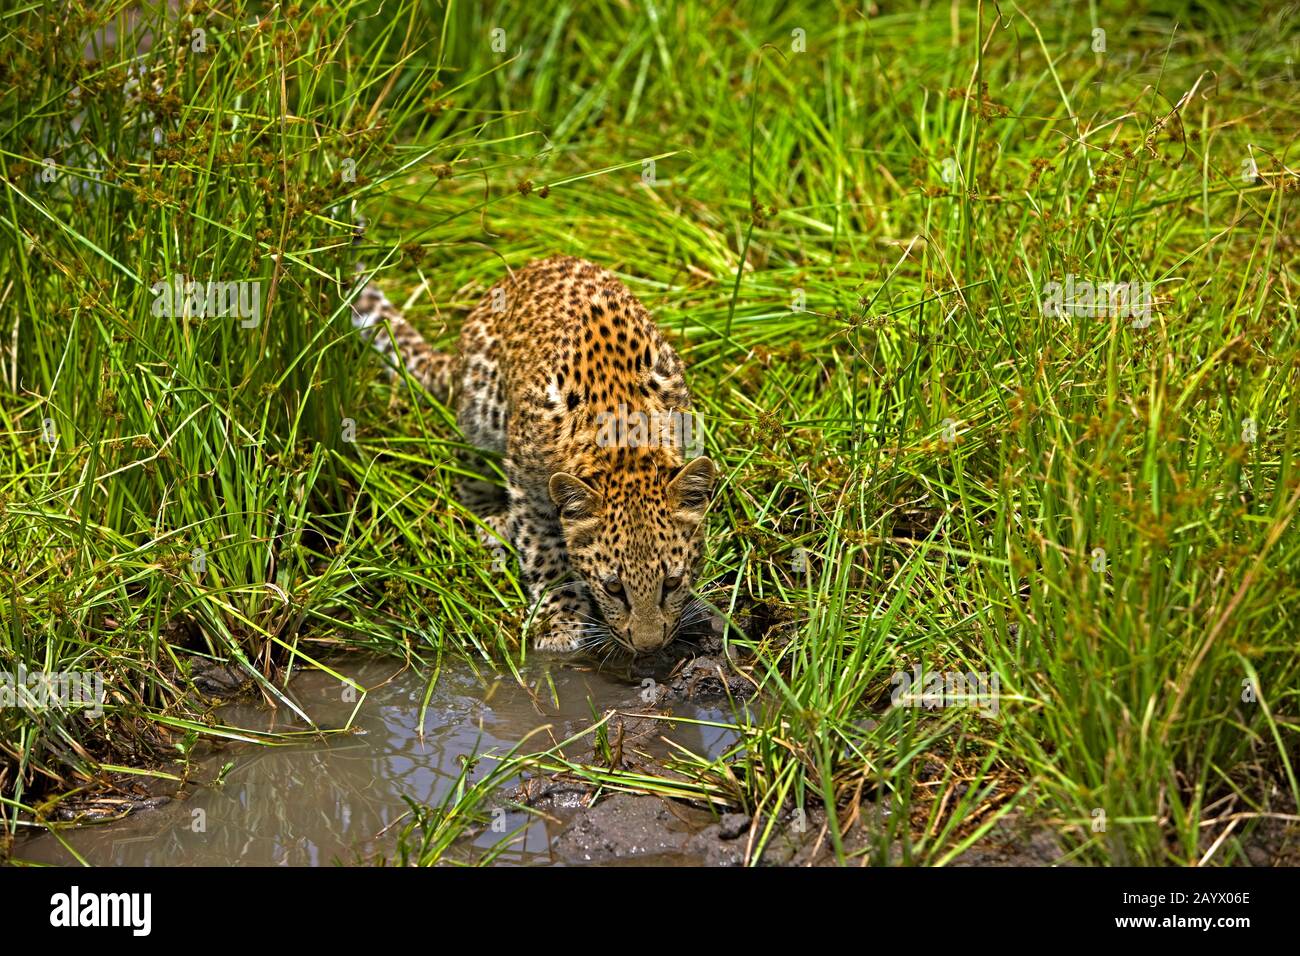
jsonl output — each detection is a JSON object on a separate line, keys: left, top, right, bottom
{"left": 603, "top": 575, "right": 623, "bottom": 596}
{"left": 663, "top": 574, "right": 683, "bottom": 592}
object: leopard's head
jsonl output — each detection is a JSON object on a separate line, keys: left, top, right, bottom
{"left": 549, "top": 455, "right": 716, "bottom": 654}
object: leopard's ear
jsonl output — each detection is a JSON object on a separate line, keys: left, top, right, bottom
{"left": 549, "top": 472, "right": 602, "bottom": 520}
{"left": 667, "top": 456, "right": 716, "bottom": 516}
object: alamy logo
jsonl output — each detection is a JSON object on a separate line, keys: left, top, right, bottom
{"left": 1, "top": 666, "right": 104, "bottom": 718}
{"left": 49, "top": 886, "right": 151, "bottom": 936}
{"left": 891, "top": 664, "right": 999, "bottom": 717}
{"left": 150, "top": 274, "right": 262, "bottom": 328}
{"left": 595, "top": 403, "right": 703, "bottom": 458}
{"left": 1041, "top": 274, "right": 1153, "bottom": 327}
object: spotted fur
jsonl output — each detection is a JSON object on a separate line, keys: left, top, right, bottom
{"left": 351, "top": 256, "right": 716, "bottom": 654}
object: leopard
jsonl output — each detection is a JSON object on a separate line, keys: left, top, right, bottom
{"left": 350, "top": 256, "right": 717, "bottom": 655}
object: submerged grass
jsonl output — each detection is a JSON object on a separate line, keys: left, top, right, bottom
{"left": 2, "top": 0, "right": 1298, "bottom": 865}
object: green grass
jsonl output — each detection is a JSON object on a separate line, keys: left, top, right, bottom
{"left": 2, "top": 0, "right": 1298, "bottom": 865}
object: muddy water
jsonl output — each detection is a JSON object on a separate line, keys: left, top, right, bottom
{"left": 15, "top": 658, "right": 745, "bottom": 866}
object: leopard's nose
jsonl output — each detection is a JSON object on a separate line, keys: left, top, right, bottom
{"left": 628, "top": 617, "right": 670, "bottom": 654}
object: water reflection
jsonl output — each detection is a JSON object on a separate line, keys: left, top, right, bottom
{"left": 16, "top": 659, "right": 740, "bottom": 866}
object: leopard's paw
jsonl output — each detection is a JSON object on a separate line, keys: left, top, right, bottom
{"left": 531, "top": 621, "right": 585, "bottom": 653}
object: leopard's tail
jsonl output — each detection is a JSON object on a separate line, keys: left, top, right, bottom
{"left": 350, "top": 283, "right": 454, "bottom": 402}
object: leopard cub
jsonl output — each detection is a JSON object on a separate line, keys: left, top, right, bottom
{"left": 352, "top": 256, "right": 716, "bottom": 654}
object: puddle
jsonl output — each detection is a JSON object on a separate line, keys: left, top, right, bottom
{"left": 14, "top": 656, "right": 749, "bottom": 866}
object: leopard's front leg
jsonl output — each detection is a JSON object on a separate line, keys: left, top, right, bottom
{"left": 507, "top": 493, "right": 597, "bottom": 652}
